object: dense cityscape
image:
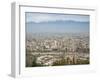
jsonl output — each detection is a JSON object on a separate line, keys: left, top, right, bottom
{"left": 26, "top": 33, "right": 89, "bottom": 67}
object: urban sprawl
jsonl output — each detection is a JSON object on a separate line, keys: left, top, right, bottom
{"left": 26, "top": 33, "right": 89, "bottom": 67}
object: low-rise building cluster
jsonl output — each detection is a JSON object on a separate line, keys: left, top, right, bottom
{"left": 26, "top": 36, "right": 89, "bottom": 53}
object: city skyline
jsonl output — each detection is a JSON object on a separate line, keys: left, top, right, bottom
{"left": 25, "top": 12, "right": 90, "bottom": 67}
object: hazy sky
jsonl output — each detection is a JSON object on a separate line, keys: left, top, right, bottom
{"left": 26, "top": 12, "right": 89, "bottom": 23}
{"left": 25, "top": 12, "right": 89, "bottom": 33}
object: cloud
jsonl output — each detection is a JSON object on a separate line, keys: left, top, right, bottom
{"left": 26, "top": 12, "right": 89, "bottom": 23}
